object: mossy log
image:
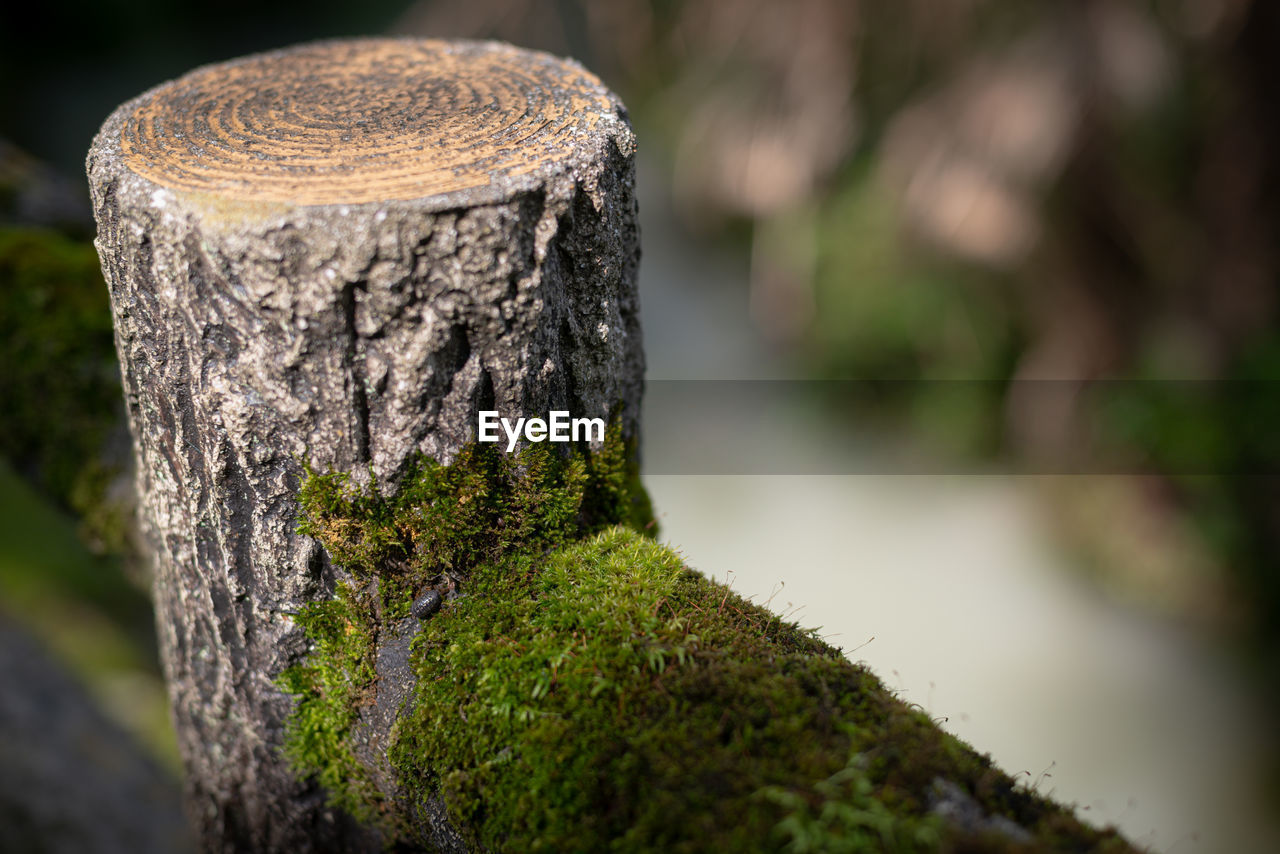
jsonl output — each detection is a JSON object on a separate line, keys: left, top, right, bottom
{"left": 87, "top": 38, "right": 642, "bottom": 852}
{"left": 88, "top": 37, "right": 1132, "bottom": 853}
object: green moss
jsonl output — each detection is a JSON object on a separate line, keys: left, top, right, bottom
{"left": 757, "top": 749, "right": 941, "bottom": 853}
{"left": 393, "top": 529, "right": 865, "bottom": 851}
{"left": 280, "top": 423, "right": 656, "bottom": 836}
{"left": 277, "top": 582, "right": 383, "bottom": 824}
{"left": 282, "top": 427, "right": 1131, "bottom": 852}
{"left": 293, "top": 420, "right": 655, "bottom": 621}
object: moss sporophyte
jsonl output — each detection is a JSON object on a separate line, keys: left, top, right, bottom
{"left": 279, "top": 424, "right": 1135, "bottom": 852}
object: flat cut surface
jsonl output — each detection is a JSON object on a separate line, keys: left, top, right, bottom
{"left": 120, "top": 39, "right": 616, "bottom": 205}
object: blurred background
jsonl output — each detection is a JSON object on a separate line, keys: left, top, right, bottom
{"left": 1, "top": 1, "right": 1277, "bottom": 851}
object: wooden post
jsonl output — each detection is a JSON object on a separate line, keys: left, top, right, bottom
{"left": 88, "top": 38, "right": 642, "bottom": 852}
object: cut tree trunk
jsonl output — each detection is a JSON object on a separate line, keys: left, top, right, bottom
{"left": 87, "top": 38, "right": 643, "bottom": 853}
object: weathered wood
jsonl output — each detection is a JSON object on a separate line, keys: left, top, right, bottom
{"left": 87, "top": 38, "right": 642, "bottom": 852}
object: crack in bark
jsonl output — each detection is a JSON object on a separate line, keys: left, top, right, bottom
{"left": 342, "top": 281, "right": 372, "bottom": 465}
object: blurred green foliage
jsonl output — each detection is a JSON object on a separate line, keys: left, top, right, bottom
{"left": 791, "top": 5, "right": 1280, "bottom": 676}
{"left": 803, "top": 168, "right": 1019, "bottom": 460}
{"left": 0, "top": 227, "right": 132, "bottom": 550}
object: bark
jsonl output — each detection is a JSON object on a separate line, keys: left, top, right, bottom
{"left": 87, "top": 38, "right": 642, "bottom": 853}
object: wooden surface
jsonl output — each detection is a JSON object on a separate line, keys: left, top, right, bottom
{"left": 90, "top": 36, "right": 641, "bottom": 852}
{"left": 120, "top": 39, "right": 616, "bottom": 205}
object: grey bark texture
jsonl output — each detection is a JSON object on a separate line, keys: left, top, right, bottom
{"left": 87, "top": 38, "right": 642, "bottom": 853}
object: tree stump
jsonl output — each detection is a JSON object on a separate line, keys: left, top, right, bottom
{"left": 87, "top": 38, "right": 642, "bottom": 852}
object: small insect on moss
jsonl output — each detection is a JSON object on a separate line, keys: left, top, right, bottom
{"left": 411, "top": 590, "right": 443, "bottom": 621}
